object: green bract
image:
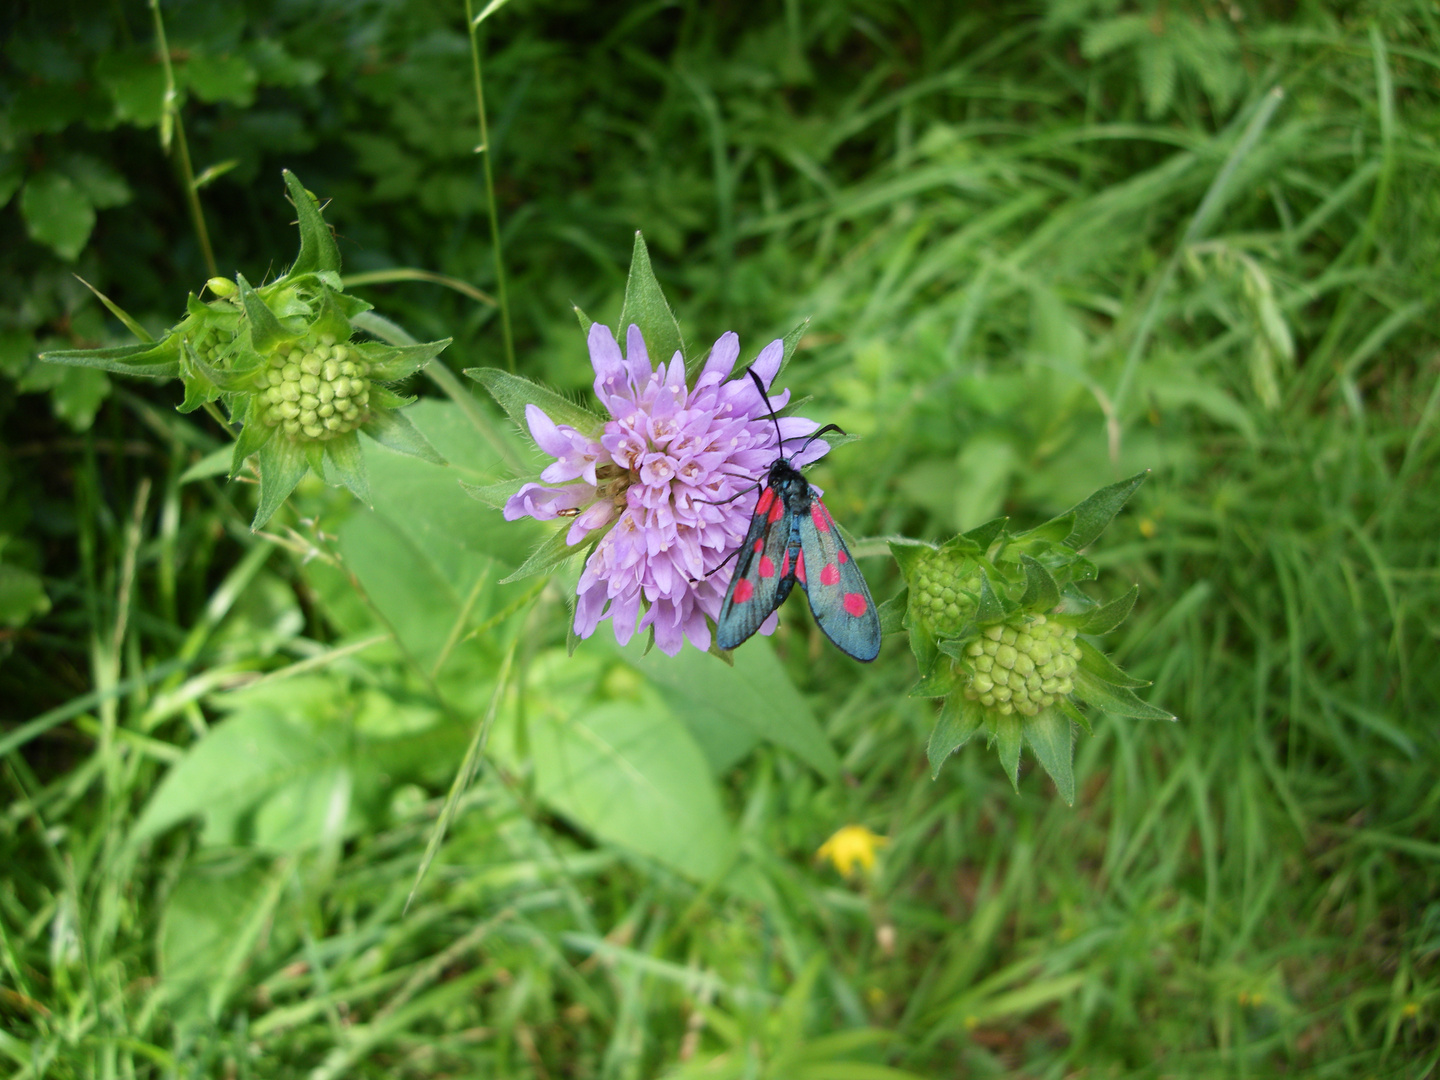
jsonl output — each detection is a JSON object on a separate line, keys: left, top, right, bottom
{"left": 38, "top": 170, "right": 450, "bottom": 529}
{"left": 892, "top": 473, "right": 1174, "bottom": 803}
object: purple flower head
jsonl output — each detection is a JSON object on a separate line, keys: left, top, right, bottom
{"left": 504, "top": 323, "right": 828, "bottom": 655}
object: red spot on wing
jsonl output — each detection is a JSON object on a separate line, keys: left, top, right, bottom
{"left": 780, "top": 551, "right": 791, "bottom": 577}
{"left": 759, "top": 556, "right": 776, "bottom": 578}
{"left": 810, "top": 503, "right": 831, "bottom": 533}
{"left": 795, "top": 552, "right": 806, "bottom": 584}
{"left": 843, "top": 592, "right": 868, "bottom": 617}
{"left": 754, "top": 488, "right": 775, "bottom": 518}
{"left": 733, "top": 579, "right": 755, "bottom": 603}
{"left": 753, "top": 539, "right": 764, "bottom": 553}
{"left": 767, "top": 496, "right": 785, "bottom": 524}
{"left": 820, "top": 563, "right": 840, "bottom": 586}
{"left": 838, "top": 549, "right": 848, "bottom": 564}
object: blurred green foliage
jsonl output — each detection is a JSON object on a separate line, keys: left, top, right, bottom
{"left": 3, "top": 0, "right": 1439, "bottom": 1077}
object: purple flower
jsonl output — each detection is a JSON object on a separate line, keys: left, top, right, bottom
{"left": 504, "top": 323, "right": 828, "bottom": 655}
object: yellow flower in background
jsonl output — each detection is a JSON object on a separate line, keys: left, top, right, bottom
{"left": 817, "top": 825, "right": 887, "bottom": 877}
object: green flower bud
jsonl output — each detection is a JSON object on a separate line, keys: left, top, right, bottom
{"left": 206, "top": 277, "right": 238, "bottom": 298}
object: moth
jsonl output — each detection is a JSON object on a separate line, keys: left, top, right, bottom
{"left": 715, "top": 369, "right": 881, "bottom": 661}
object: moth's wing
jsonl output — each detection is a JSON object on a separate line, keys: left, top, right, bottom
{"left": 797, "top": 495, "right": 882, "bottom": 661}
{"left": 716, "top": 484, "right": 796, "bottom": 650}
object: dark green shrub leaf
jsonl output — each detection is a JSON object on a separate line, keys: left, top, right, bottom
{"left": 21, "top": 171, "right": 94, "bottom": 260}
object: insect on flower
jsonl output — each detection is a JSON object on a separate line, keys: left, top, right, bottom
{"left": 715, "top": 370, "right": 881, "bottom": 661}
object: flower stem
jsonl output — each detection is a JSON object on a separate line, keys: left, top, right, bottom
{"left": 149, "top": 0, "right": 218, "bottom": 278}
{"left": 464, "top": 0, "right": 516, "bottom": 372}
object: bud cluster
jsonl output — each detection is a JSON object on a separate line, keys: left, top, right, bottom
{"left": 254, "top": 334, "right": 372, "bottom": 441}
{"left": 961, "top": 615, "right": 1080, "bottom": 717}
{"left": 190, "top": 321, "right": 237, "bottom": 368}
{"left": 912, "top": 546, "right": 980, "bottom": 637}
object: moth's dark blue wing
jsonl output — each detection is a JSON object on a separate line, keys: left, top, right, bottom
{"left": 796, "top": 495, "right": 881, "bottom": 662}
{"left": 716, "top": 483, "right": 796, "bottom": 650}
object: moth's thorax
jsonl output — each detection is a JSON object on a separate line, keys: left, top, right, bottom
{"left": 766, "top": 457, "right": 811, "bottom": 510}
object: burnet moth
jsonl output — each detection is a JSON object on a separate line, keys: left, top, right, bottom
{"left": 715, "top": 369, "right": 881, "bottom": 661}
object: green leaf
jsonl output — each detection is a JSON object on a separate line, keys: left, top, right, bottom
{"left": 1024, "top": 710, "right": 1076, "bottom": 804}
{"left": 887, "top": 538, "right": 937, "bottom": 582}
{"left": 360, "top": 407, "right": 447, "bottom": 465}
{"left": 20, "top": 171, "right": 95, "bottom": 260}
{"left": 323, "top": 431, "right": 371, "bottom": 505}
{"left": 630, "top": 637, "right": 839, "bottom": 779}
{"left": 994, "top": 711, "right": 1023, "bottom": 792}
{"left": 1018, "top": 555, "right": 1061, "bottom": 612}
{"left": 184, "top": 51, "right": 259, "bottom": 107}
{"left": 974, "top": 569, "right": 1007, "bottom": 624}
{"left": 0, "top": 563, "right": 51, "bottom": 628}
{"left": 466, "top": 367, "right": 606, "bottom": 434}
{"left": 574, "top": 304, "right": 594, "bottom": 337}
{"left": 363, "top": 337, "right": 452, "bottom": 382}
{"left": 460, "top": 477, "right": 527, "bottom": 509}
{"left": 282, "top": 170, "right": 341, "bottom": 277}
{"left": 617, "top": 231, "right": 686, "bottom": 367}
{"left": 1075, "top": 638, "right": 1151, "bottom": 689}
{"left": 182, "top": 446, "right": 233, "bottom": 485}
{"left": 73, "top": 275, "right": 154, "bottom": 342}
{"left": 737, "top": 317, "right": 809, "bottom": 384}
{"left": 1061, "top": 471, "right": 1148, "bottom": 550}
{"left": 527, "top": 700, "right": 734, "bottom": 881}
{"left": 927, "top": 695, "right": 983, "bottom": 777}
{"left": 1073, "top": 667, "right": 1175, "bottom": 721}
{"left": 498, "top": 523, "right": 587, "bottom": 585}
{"left": 961, "top": 515, "right": 1008, "bottom": 552}
{"left": 229, "top": 411, "right": 275, "bottom": 477}
{"left": 253, "top": 434, "right": 310, "bottom": 530}
{"left": 909, "top": 662, "right": 958, "bottom": 698}
{"left": 237, "top": 273, "right": 293, "bottom": 356}
{"left": 877, "top": 588, "right": 907, "bottom": 635}
{"left": 1070, "top": 584, "right": 1139, "bottom": 635}
{"left": 39, "top": 347, "right": 178, "bottom": 385}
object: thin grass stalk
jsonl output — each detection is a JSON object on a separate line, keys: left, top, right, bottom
{"left": 464, "top": 0, "right": 515, "bottom": 372}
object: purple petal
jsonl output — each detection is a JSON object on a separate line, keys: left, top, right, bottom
{"left": 503, "top": 482, "right": 590, "bottom": 522}
{"left": 698, "top": 332, "right": 739, "bottom": 388}
{"left": 625, "top": 325, "right": 651, "bottom": 387}
{"left": 525, "top": 404, "right": 571, "bottom": 459}
{"left": 750, "top": 339, "right": 784, "bottom": 388}
{"left": 589, "top": 323, "right": 628, "bottom": 406}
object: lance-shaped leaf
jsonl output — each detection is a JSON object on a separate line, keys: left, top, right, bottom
{"left": 253, "top": 435, "right": 309, "bottom": 530}
{"left": 876, "top": 588, "right": 907, "bottom": 636}
{"left": 962, "top": 515, "right": 1008, "bottom": 552}
{"left": 322, "top": 431, "right": 370, "bottom": 506}
{"left": 618, "top": 231, "right": 685, "bottom": 368}
{"left": 181, "top": 341, "right": 258, "bottom": 394}
{"left": 1073, "top": 667, "right": 1176, "bottom": 721}
{"left": 365, "top": 337, "right": 452, "bottom": 382}
{"left": 1067, "top": 584, "right": 1139, "bottom": 635}
{"left": 237, "top": 273, "right": 295, "bottom": 357}
{"left": 973, "top": 569, "right": 1007, "bottom": 625}
{"left": 282, "top": 169, "right": 341, "bottom": 278}
{"left": 909, "top": 660, "right": 959, "bottom": 698}
{"left": 927, "top": 694, "right": 983, "bottom": 778}
{"left": 1060, "top": 471, "right": 1148, "bottom": 550}
{"left": 1075, "top": 638, "right": 1151, "bottom": 689}
{"left": 39, "top": 340, "right": 181, "bottom": 379}
{"left": 466, "top": 367, "right": 606, "bottom": 434}
{"left": 74, "top": 275, "right": 154, "bottom": 342}
{"left": 1018, "top": 554, "right": 1061, "bottom": 612}
{"left": 499, "top": 525, "right": 588, "bottom": 585}
{"left": 359, "top": 408, "right": 445, "bottom": 465}
{"left": 573, "top": 304, "right": 594, "bottom": 337}
{"left": 460, "top": 477, "right": 527, "bottom": 510}
{"left": 229, "top": 405, "right": 277, "bottom": 478}
{"left": 993, "top": 711, "right": 1023, "bottom": 792}
{"left": 1024, "top": 709, "right": 1076, "bottom": 805}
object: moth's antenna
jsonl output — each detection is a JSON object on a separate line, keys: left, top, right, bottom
{"left": 747, "top": 367, "right": 785, "bottom": 450}
{"left": 796, "top": 423, "right": 845, "bottom": 454}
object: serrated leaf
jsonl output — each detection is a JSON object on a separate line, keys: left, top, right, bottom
{"left": 253, "top": 435, "right": 309, "bottom": 529}
{"left": 498, "top": 525, "right": 587, "bottom": 585}
{"left": 1075, "top": 638, "right": 1151, "bottom": 689}
{"left": 460, "top": 477, "right": 526, "bottom": 510}
{"left": 928, "top": 694, "right": 983, "bottom": 778}
{"left": 877, "top": 588, "right": 907, "bottom": 635}
{"left": 1073, "top": 667, "right": 1175, "bottom": 721}
{"left": 368, "top": 385, "right": 416, "bottom": 410}
{"left": 993, "top": 711, "right": 1023, "bottom": 791}
{"left": 282, "top": 170, "right": 341, "bottom": 277}
{"left": 237, "top": 273, "right": 292, "bottom": 356}
{"left": 465, "top": 367, "right": 605, "bottom": 434}
{"left": 617, "top": 231, "right": 685, "bottom": 367}
{"left": 360, "top": 408, "right": 446, "bottom": 465}
{"left": 322, "top": 431, "right": 370, "bottom": 505}
{"left": 1024, "top": 710, "right": 1076, "bottom": 804}
{"left": 1058, "top": 471, "right": 1147, "bottom": 550}
{"left": 1018, "top": 555, "right": 1061, "bottom": 612}
{"left": 39, "top": 340, "right": 181, "bottom": 379}
{"left": 363, "top": 337, "right": 452, "bottom": 382}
